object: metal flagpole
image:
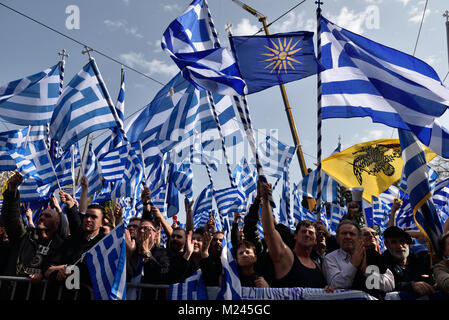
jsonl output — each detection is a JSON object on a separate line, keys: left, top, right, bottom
{"left": 231, "top": 0, "right": 309, "bottom": 179}
{"left": 203, "top": 0, "right": 236, "bottom": 188}
{"left": 444, "top": 10, "right": 449, "bottom": 68}
{"left": 315, "top": 1, "right": 324, "bottom": 220}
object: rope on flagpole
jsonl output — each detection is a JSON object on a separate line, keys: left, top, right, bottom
{"left": 315, "top": 1, "right": 324, "bottom": 219}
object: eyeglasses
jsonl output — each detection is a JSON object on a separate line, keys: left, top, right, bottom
{"left": 138, "top": 226, "right": 157, "bottom": 232}
{"left": 127, "top": 225, "right": 139, "bottom": 229}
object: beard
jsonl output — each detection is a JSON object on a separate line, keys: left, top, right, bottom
{"left": 389, "top": 246, "right": 409, "bottom": 261}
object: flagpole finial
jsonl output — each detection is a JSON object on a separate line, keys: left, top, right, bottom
{"left": 225, "top": 23, "right": 233, "bottom": 36}
{"left": 58, "top": 49, "right": 69, "bottom": 62}
{"left": 315, "top": 1, "right": 323, "bottom": 11}
{"left": 338, "top": 135, "right": 341, "bottom": 144}
{"left": 82, "top": 46, "right": 94, "bottom": 60}
{"left": 444, "top": 10, "right": 449, "bottom": 22}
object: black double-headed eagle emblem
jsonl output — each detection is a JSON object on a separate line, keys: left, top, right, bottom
{"left": 352, "top": 144, "right": 401, "bottom": 185}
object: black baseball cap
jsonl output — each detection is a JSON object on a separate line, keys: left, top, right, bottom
{"left": 383, "top": 226, "right": 413, "bottom": 244}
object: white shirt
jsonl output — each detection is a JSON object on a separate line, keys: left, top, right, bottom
{"left": 322, "top": 248, "right": 395, "bottom": 292}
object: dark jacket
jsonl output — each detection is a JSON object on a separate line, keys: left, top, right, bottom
{"left": 1, "top": 189, "right": 65, "bottom": 278}
{"left": 57, "top": 205, "right": 105, "bottom": 299}
{"left": 383, "top": 249, "right": 435, "bottom": 292}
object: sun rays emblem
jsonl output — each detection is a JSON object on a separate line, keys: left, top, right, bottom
{"left": 261, "top": 38, "right": 302, "bottom": 74}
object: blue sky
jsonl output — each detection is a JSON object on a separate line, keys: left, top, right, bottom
{"left": 0, "top": 0, "right": 448, "bottom": 222}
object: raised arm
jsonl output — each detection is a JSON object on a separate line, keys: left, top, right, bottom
{"left": 258, "top": 177, "right": 292, "bottom": 266}
{"left": 2, "top": 173, "right": 26, "bottom": 243}
{"left": 185, "top": 198, "right": 194, "bottom": 232}
{"left": 151, "top": 206, "right": 173, "bottom": 238}
{"left": 79, "top": 175, "right": 89, "bottom": 214}
{"left": 388, "top": 198, "right": 401, "bottom": 228}
{"left": 59, "top": 190, "right": 81, "bottom": 235}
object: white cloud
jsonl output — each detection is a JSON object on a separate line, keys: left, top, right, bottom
{"left": 163, "top": 4, "right": 182, "bottom": 12}
{"left": 231, "top": 18, "right": 260, "bottom": 36}
{"left": 396, "top": 0, "right": 411, "bottom": 6}
{"left": 328, "top": 7, "right": 371, "bottom": 34}
{"left": 147, "top": 40, "right": 163, "bottom": 53}
{"left": 104, "top": 19, "right": 143, "bottom": 38}
{"left": 350, "top": 129, "right": 392, "bottom": 146}
{"left": 408, "top": 1, "right": 431, "bottom": 23}
{"left": 365, "top": 0, "right": 383, "bottom": 3}
{"left": 269, "top": 11, "right": 315, "bottom": 34}
{"left": 119, "top": 51, "right": 178, "bottom": 76}
{"left": 122, "top": 0, "right": 130, "bottom": 5}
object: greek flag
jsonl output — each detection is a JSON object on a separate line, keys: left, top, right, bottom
{"left": 168, "top": 269, "right": 208, "bottom": 300}
{"left": 0, "top": 62, "right": 61, "bottom": 126}
{"left": 50, "top": 59, "right": 120, "bottom": 150}
{"left": 161, "top": 0, "right": 246, "bottom": 96}
{"left": 8, "top": 131, "right": 55, "bottom": 186}
{"left": 85, "top": 222, "right": 127, "bottom": 300}
{"left": 216, "top": 234, "right": 242, "bottom": 300}
{"left": 292, "top": 183, "right": 317, "bottom": 223}
{"left": 299, "top": 142, "right": 340, "bottom": 202}
{"left": 398, "top": 129, "right": 443, "bottom": 251}
{"left": 175, "top": 131, "right": 219, "bottom": 171}
{"left": 0, "top": 128, "right": 32, "bottom": 171}
{"left": 109, "top": 143, "right": 144, "bottom": 200}
{"left": 320, "top": 16, "right": 449, "bottom": 158}
{"left": 329, "top": 203, "right": 346, "bottom": 234}
{"left": 371, "top": 195, "right": 392, "bottom": 231}
{"left": 232, "top": 157, "right": 257, "bottom": 199}
{"left": 116, "top": 70, "right": 125, "bottom": 129}
{"left": 214, "top": 186, "right": 246, "bottom": 216}
{"left": 172, "top": 163, "right": 194, "bottom": 202}
{"left": 18, "top": 180, "right": 51, "bottom": 202}
{"left": 432, "top": 178, "right": 449, "bottom": 208}
{"left": 49, "top": 143, "right": 80, "bottom": 193}
{"left": 193, "top": 211, "right": 210, "bottom": 230}
{"left": 152, "top": 184, "right": 167, "bottom": 214}
{"left": 258, "top": 135, "right": 296, "bottom": 179}
{"left": 76, "top": 142, "right": 102, "bottom": 198}
{"left": 292, "top": 183, "right": 302, "bottom": 224}
{"left": 279, "top": 169, "right": 294, "bottom": 230}
{"left": 98, "top": 142, "right": 140, "bottom": 182}
{"left": 193, "top": 184, "right": 213, "bottom": 215}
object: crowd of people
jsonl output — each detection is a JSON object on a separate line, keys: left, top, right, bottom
{"left": 0, "top": 172, "right": 449, "bottom": 300}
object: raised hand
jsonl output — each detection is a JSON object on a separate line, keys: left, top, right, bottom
{"left": 59, "top": 190, "right": 75, "bottom": 209}
{"left": 7, "top": 172, "right": 23, "bottom": 193}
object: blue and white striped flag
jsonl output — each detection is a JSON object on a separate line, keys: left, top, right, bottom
{"left": 193, "top": 211, "right": 210, "bottom": 230}
{"left": 76, "top": 142, "right": 102, "bottom": 198}
{"left": 216, "top": 233, "right": 242, "bottom": 300}
{"left": 279, "top": 169, "right": 294, "bottom": 230}
{"left": 320, "top": 16, "right": 449, "bottom": 158}
{"left": 85, "top": 222, "right": 127, "bottom": 300}
{"left": 329, "top": 203, "right": 346, "bottom": 234}
{"left": 18, "top": 179, "right": 51, "bottom": 202}
{"left": 299, "top": 141, "right": 340, "bottom": 202}
{"left": 432, "top": 178, "right": 449, "bottom": 208}
{"left": 49, "top": 143, "right": 80, "bottom": 193}
{"left": 371, "top": 195, "right": 392, "bottom": 232}
{"left": 258, "top": 135, "right": 296, "bottom": 179}
{"left": 152, "top": 184, "right": 167, "bottom": 214}
{"left": 161, "top": 0, "right": 246, "bottom": 96}
{"left": 109, "top": 143, "right": 144, "bottom": 200}
{"left": 292, "top": 183, "right": 302, "bottom": 224}
{"left": 172, "top": 162, "right": 194, "bottom": 203}
{"left": 233, "top": 157, "right": 257, "bottom": 199}
{"left": 398, "top": 129, "right": 443, "bottom": 251}
{"left": 168, "top": 269, "right": 208, "bottom": 300}
{"left": 193, "top": 184, "right": 213, "bottom": 216}
{"left": 7, "top": 128, "right": 55, "bottom": 186}
{"left": 214, "top": 186, "right": 246, "bottom": 216}
{"left": 94, "top": 68, "right": 127, "bottom": 159}
{"left": 0, "top": 128, "right": 30, "bottom": 172}
{"left": 0, "top": 62, "right": 61, "bottom": 126}
{"left": 50, "top": 59, "right": 120, "bottom": 150}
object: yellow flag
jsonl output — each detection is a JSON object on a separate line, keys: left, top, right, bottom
{"left": 322, "top": 139, "right": 436, "bottom": 203}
